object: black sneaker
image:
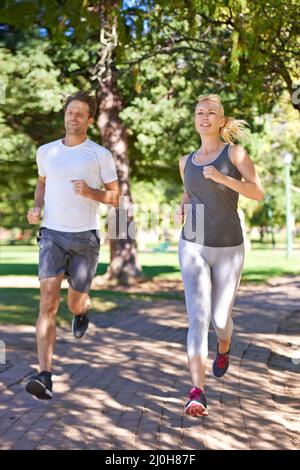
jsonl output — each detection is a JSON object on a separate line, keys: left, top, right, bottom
{"left": 184, "top": 387, "right": 208, "bottom": 417}
{"left": 72, "top": 313, "right": 89, "bottom": 339}
{"left": 213, "top": 343, "right": 231, "bottom": 378}
{"left": 25, "top": 371, "right": 53, "bottom": 400}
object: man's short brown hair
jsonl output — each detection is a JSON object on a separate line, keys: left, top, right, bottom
{"left": 64, "top": 90, "right": 97, "bottom": 118}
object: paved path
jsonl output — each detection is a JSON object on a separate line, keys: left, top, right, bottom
{"left": 0, "top": 276, "right": 299, "bottom": 450}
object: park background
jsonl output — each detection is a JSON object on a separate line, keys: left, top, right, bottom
{"left": 0, "top": 0, "right": 299, "bottom": 320}
{"left": 0, "top": 0, "right": 299, "bottom": 452}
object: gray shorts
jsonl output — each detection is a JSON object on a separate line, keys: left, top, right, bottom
{"left": 37, "top": 227, "right": 100, "bottom": 293}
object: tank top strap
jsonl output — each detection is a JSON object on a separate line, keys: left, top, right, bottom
{"left": 219, "top": 142, "right": 230, "bottom": 158}
{"left": 226, "top": 142, "right": 233, "bottom": 158}
{"left": 184, "top": 151, "right": 196, "bottom": 174}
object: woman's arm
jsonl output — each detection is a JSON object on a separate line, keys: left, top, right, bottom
{"left": 203, "top": 144, "right": 264, "bottom": 201}
{"left": 176, "top": 155, "right": 190, "bottom": 223}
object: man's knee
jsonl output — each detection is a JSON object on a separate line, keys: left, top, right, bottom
{"left": 68, "top": 294, "right": 90, "bottom": 315}
{"left": 40, "top": 289, "right": 60, "bottom": 316}
{"left": 39, "top": 275, "right": 63, "bottom": 316}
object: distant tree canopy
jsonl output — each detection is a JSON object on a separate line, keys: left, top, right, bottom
{"left": 0, "top": 0, "right": 299, "bottom": 231}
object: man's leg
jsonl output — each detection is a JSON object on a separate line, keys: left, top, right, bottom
{"left": 68, "top": 287, "right": 91, "bottom": 316}
{"left": 36, "top": 273, "right": 64, "bottom": 371}
{"left": 68, "top": 287, "right": 91, "bottom": 338}
{"left": 66, "top": 230, "right": 100, "bottom": 338}
{"left": 26, "top": 273, "right": 64, "bottom": 399}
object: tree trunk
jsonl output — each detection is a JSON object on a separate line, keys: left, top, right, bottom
{"left": 96, "top": 70, "right": 144, "bottom": 285}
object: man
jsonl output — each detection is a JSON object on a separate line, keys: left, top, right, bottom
{"left": 26, "top": 90, "right": 119, "bottom": 400}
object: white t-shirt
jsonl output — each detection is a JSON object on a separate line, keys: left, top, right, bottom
{"left": 36, "top": 138, "right": 118, "bottom": 232}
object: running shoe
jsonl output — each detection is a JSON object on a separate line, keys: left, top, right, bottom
{"left": 184, "top": 387, "right": 208, "bottom": 417}
{"left": 72, "top": 313, "right": 89, "bottom": 339}
{"left": 25, "top": 371, "right": 53, "bottom": 400}
{"left": 213, "top": 343, "right": 230, "bottom": 378}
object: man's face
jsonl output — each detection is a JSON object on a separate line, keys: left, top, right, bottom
{"left": 64, "top": 100, "right": 93, "bottom": 135}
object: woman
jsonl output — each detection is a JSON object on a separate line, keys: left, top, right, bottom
{"left": 178, "top": 94, "right": 264, "bottom": 417}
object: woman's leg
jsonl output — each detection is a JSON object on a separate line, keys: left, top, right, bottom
{"left": 178, "top": 238, "right": 212, "bottom": 390}
{"left": 210, "top": 244, "right": 245, "bottom": 349}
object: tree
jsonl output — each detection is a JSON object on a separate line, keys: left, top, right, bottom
{"left": 0, "top": 1, "right": 145, "bottom": 284}
{"left": 0, "top": 0, "right": 202, "bottom": 284}
{"left": 0, "top": 41, "right": 76, "bottom": 229}
{"left": 1, "top": 0, "right": 299, "bottom": 269}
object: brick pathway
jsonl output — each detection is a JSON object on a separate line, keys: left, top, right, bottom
{"left": 0, "top": 276, "right": 299, "bottom": 450}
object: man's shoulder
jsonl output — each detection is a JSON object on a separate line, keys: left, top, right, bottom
{"left": 37, "top": 139, "right": 61, "bottom": 156}
{"left": 86, "top": 139, "right": 112, "bottom": 157}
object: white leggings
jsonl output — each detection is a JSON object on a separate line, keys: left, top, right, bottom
{"left": 178, "top": 237, "right": 245, "bottom": 359}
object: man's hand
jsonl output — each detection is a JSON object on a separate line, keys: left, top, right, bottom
{"left": 27, "top": 207, "right": 42, "bottom": 225}
{"left": 71, "top": 179, "right": 90, "bottom": 197}
{"left": 203, "top": 165, "right": 225, "bottom": 184}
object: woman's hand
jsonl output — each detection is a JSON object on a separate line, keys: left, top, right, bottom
{"left": 174, "top": 205, "right": 185, "bottom": 225}
{"left": 203, "top": 165, "right": 225, "bottom": 184}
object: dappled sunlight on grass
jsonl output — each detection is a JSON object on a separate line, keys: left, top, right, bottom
{"left": 0, "top": 287, "right": 183, "bottom": 326}
{"left": 0, "top": 244, "right": 299, "bottom": 328}
{"left": 0, "top": 245, "right": 299, "bottom": 284}
{"left": 91, "top": 297, "right": 118, "bottom": 312}
{"left": 0, "top": 288, "right": 121, "bottom": 326}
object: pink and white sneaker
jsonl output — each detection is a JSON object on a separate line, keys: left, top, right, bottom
{"left": 184, "top": 386, "right": 208, "bottom": 417}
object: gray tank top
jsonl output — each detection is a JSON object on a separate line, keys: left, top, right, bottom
{"left": 181, "top": 143, "right": 243, "bottom": 247}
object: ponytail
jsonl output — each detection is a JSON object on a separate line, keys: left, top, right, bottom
{"left": 220, "top": 117, "right": 248, "bottom": 143}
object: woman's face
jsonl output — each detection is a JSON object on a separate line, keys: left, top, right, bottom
{"left": 195, "top": 100, "right": 225, "bottom": 138}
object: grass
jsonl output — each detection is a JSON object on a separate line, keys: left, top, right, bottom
{"left": 242, "top": 249, "right": 299, "bottom": 283}
{"left": 0, "top": 243, "right": 299, "bottom": 282}
{"left": 0, "top": 288, "right": 183, "bottom": 326}
{"left": 0, "top": 243, "right": 299, "bottom": 325}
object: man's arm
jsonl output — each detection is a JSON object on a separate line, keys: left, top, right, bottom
{"left": 27, "top": 176, "right": 46, "bottom": 224}
{"left": 34, "top": 176, "right": 46, "bottom": 209}
{"left": 71, "top": 179, "right": 120, "bottom": 208}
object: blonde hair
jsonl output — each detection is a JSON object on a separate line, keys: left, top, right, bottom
{"left": 196, "top": 94, "right": 248, "bottom": 144}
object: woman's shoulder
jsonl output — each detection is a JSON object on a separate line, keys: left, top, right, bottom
{"left": 179, "top": 153, "right": 190, "bottom": 166}
{"left": 179, "top": 153, "right": 193, "bottom": 179}
{"left": 179, "top": 151, "right": 195, "bottom": 167}
{"left": 228, "top": 143, "right": 248, "bottom": 165}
